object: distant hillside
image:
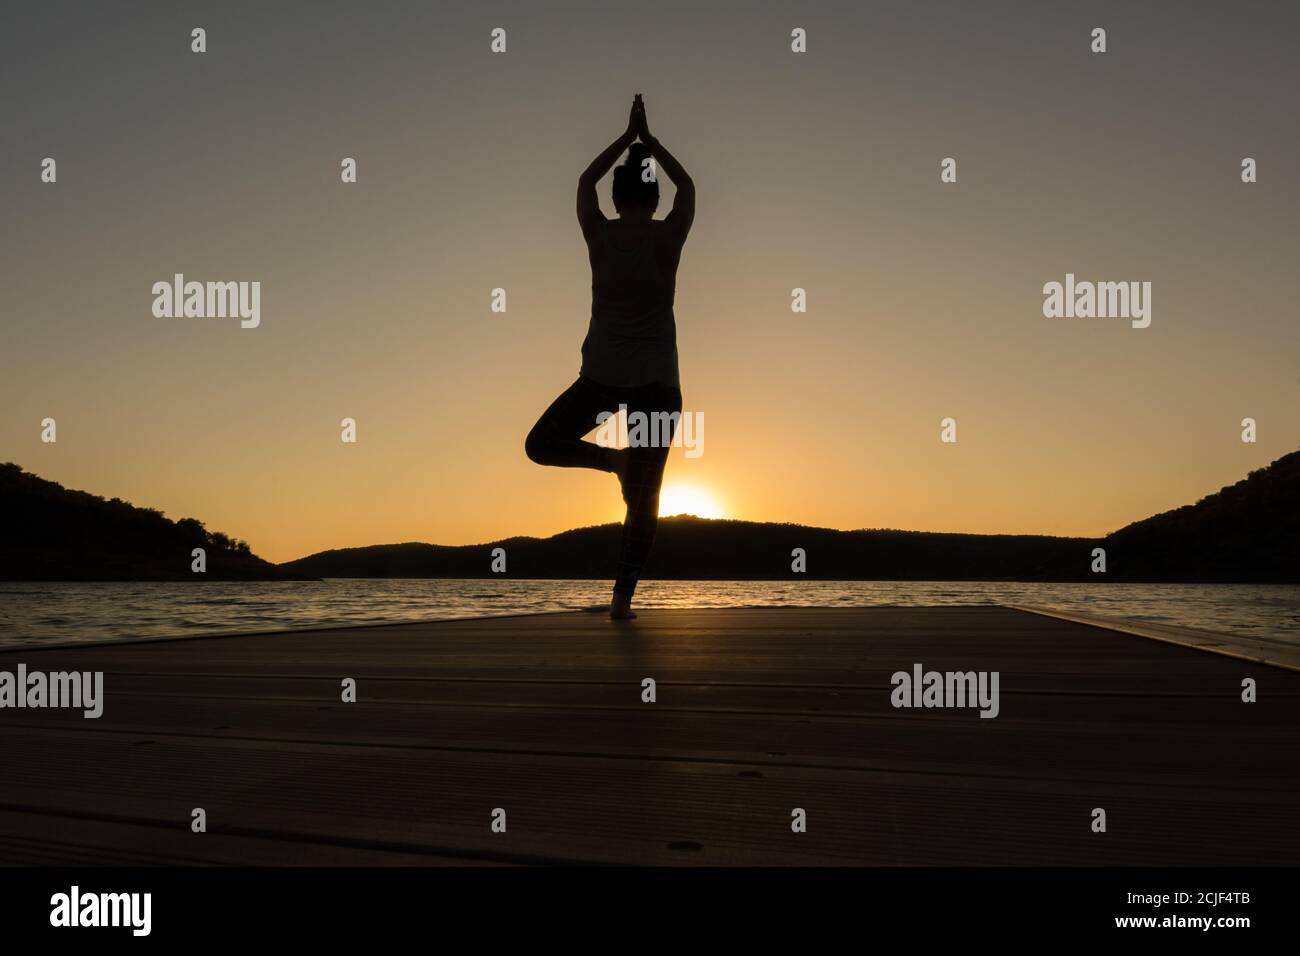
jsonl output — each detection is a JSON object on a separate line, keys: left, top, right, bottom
{"left": 282, "top": 451, "right": 1300, "bottom": 583}
{"left": 5, "top": 450, "right": 1297, "bottom": 583}
{"left": 1102, "top": 449, "right": 1300, "bottom": 582}
{"left": 279, "top": 520, "right": 1092, "bottom": 581}
{"left": 0, "top": 463, "right": 306, "bottom": 581}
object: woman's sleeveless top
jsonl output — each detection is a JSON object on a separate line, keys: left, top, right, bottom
{"left": 580, "top": 220, "right": 680, "bottom": 388}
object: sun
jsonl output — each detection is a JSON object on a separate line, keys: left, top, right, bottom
{"left": 657, "top": 484, "right": 727, "bottom": 519}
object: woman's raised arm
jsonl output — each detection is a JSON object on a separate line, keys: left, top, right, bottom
{"left": 634, "top": 100, "right": 695, "bottom": 240}
{"left": 576, "top": 99, "right": 639, "bottom": 237}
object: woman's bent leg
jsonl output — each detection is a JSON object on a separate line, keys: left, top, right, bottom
{"left": 525, "top": 377, "right": 620, "bottom": 471}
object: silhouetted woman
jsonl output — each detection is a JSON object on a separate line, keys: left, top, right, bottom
{"left": 526, "top": 94, "right": 695, "bottom": 619}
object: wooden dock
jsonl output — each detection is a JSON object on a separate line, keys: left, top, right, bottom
{"left": 1, "top": 606, "right": 1296, "bottom": 865}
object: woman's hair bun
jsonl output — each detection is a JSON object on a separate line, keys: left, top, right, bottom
{"left": 612, "top": 141, "right": 660, "bottom": 211}
{"left": 625, "top": 141, "right": 654, "bottom": 166}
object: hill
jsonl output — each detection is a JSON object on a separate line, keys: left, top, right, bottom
{"left": 1102, "top": 449, "right": 1300, "bottom": 582}
{"left": 0, "top": 463, "right": 307, "bottom": 581}
{"left": 280, "top": 451, "right": 1300, "bottom": 583}
{"left": 5, "top": 450, "right": 1297, "bottom": 583}
{"left": 278, "top": 520, "right": 1092, "bottom": 581}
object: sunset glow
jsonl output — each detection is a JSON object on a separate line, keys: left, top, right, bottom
{"left": 2, "top": 4, "right": 1296, "bottom": 567}
{"left": 658, "top": 484, "right": 726, "bottom": 519}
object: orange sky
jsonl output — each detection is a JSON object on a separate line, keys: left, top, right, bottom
{"left": 3, "top": 3, "right": 1297, "bottom": 563}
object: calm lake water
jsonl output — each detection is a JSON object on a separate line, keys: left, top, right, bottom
{"left": 0, "top": 579, "right": 1297, "bottom": 648}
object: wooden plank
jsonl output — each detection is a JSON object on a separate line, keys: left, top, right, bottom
{"left": 0, "top": 729, "right": 1294, "bottom": 866}
{"left": 0, "top": 809, "right": 500, "bottom": 866}
{"left": 4, "top": 694, "right": 1296, "bottom": 788}
{"left": 0, "top": 607, "right": 1295, "bottom": 865}
{"left": 1008, "top": 604, "right": 1300, "bottom": 672}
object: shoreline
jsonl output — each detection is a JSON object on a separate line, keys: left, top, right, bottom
{"left": 0, "top": 601, "right": 1295, "bottom": 673}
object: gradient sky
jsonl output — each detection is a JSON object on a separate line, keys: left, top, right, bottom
{"left": 3, "top": 1, "right": 1298, "bottom": 563}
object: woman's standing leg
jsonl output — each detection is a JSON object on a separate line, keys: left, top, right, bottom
{"left": 611, "top": 383, "right": 683, "bottom": 616}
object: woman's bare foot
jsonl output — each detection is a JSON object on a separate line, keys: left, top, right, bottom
{"left": 609, "top": 592, "right": 637, "bottom": 619}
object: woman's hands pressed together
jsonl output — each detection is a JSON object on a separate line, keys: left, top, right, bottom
{"left": 629, "top": 93, "right": 652, "bottom": 143}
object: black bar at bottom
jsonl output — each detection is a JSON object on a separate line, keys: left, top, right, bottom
{"left": 0, "top": 867, "right": 1285, "bottom": 943}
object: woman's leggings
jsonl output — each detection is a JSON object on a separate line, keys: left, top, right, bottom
{"left": 525, "top": 375, "right": 683, "bottom": 598}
